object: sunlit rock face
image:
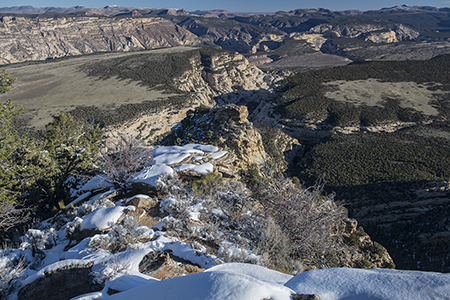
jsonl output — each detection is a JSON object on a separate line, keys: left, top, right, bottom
{"left": 0, "top": 16, "right": 199, "bottom": 64}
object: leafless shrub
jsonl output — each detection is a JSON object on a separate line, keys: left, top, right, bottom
{"left": 259, "top": 165, "right": 346, "bottom": 268}
{"left": 100, "top": 135, "right": 153, "bottom": 194}
{"left": 108, "top": 216, "right": 142, "bottom": 253}
{"left": 198, "top": 178, "right": 263, "bottom": 248}
{"left": 87, "top": 234, "right": 111, "bottom": 252}
{"left": 158, "top": 174, "right": 193, "bottom": 236}
{"left": 256, "top": 216, "right": 304, "bottom": 273}
{"left": 0, "top": 255, "right": 27, "bottom": 298}
{"left": 95, "top": 254, "right": 130, "bottom": 283}
{"left": 0, "top": 202, "right": 32, "bottom": 233}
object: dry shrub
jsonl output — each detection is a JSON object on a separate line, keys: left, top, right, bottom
{"left": 258, "top": 165, "right": 346, "bottom": 268}
{"left": 0, "top": 202, "right": 32, "bottom": 234}
{"left": 100, "top": 135, "right": 153, "bottom": 193}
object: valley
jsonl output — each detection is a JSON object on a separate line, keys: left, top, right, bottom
{"left": 1, "top": 6, "right": 450, "bottom": 299}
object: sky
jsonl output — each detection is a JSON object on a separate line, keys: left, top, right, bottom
{"left": 1, "top": 0, "right": 450, "bottom": 13}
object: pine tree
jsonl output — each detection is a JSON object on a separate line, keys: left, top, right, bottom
{"left": 40, "top": 112, "right": 103, "bottom": 205}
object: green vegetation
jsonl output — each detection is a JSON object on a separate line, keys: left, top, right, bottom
{"left": 191, "top": 172, "right": 224, "bottom": 196}
{"left": 0, "top": 99, "right": 40, "bottom": 204}
{"left": 256, "top": 126, "right": 294, "bottom": 169}
{"left": 303, "top": 130, "right": 450, "bottom": 186}
{"left": 68, "top": 96, "right": 188, "bottom": 127}
{"left": 348, "top": 226, "right": 365, "bottom": 247}
{"left": 276, "top": 54, "right": 450, "bottom": 126}
{"left": 0, "top": 70, "right": 103, "bottom": 220}
{"left": 39, "top": 112, "right": 103, "bottom": 204}
{"left": 80, "top": 47, "right": 231, "bottom": 93}
{"left": 81, "top": 51, "right": 194, "bottom": 92}
{"left": 68, "top": 47, "right": 234, "bottom": 127}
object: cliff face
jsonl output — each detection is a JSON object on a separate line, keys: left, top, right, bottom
{"left": 157, "top": 105, "right": 395, "bottom": 270}
{"left": 175, "top": 51, "right": 276, "bottom": 102}
{"left": 158, "top": 105, "right": 268, "bottom": 172}
{"left": 310, "top": 24, "right": 420, "bottom": 43}
{"left": 0, "top": 11, "right": 443, "bottom": 66}
{"left": 103, "top": 49, "right": 278, "bottom": 145}
{"left": 0, "top": 16, "right": 199, "bottom": 64}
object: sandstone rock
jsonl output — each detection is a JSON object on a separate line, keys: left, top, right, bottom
{"left": 309, "top": 23, "right": 419, "bottom": 43}
{"left": 0, "top": 16, "right": 199, "bottom": 64}
{"left": 125, "top": 195, "right": 162, "bottom": 229}
{"left": 17, "top": 262, "right": 103, "bottom": 300}
{"left": 159, "top": 105, "right": 268, "bottom": 171}
{"left": 103, "top": 50, "right": 276, "bottom": 146}
{"left": 138, "top": 250, "right": 204, "bottom": 280}
{"left": 126, "top": 195, "right": 158, "bottom": 210}
{"left": 214, "top": 105, "right": 249, "bottom": 124}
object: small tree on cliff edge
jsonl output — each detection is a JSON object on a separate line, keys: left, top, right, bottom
{"left": 40, "top": 112, "right": 103, "bottom": 204}
{"left": 0, "top": 71, "right": 35, "bottom": 231}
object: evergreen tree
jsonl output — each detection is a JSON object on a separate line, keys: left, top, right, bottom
{"left": 39, "top": 112, "right": 103, "bottom": 205}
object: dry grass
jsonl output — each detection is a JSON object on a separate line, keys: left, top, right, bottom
{"left": 324, "top": 78, "right": 447, "bottom": 116}
{"left": 0, "top": 47, "right": 197, "bottom": 128}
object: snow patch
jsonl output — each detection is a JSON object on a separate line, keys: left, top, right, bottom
{"left": 285, "top": 267, "right": 450, "bottom": 300}
{"left": 173, "top": 163, "right": 214, "bottom": 175}
{"left": 80, "top": 206, "right": 134, "bottom": 231}
{"left": 81, "top": 175, "right": 114, "bottom": 191}
{"left": 131, "top": 165, "right": 173, "bottom": 187}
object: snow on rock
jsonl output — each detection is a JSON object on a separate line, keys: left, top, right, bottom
{"left": 150, "top": 144, "right": 221, "bottom": 164}
{"left": 60, "top": 238, "right": 93, "bottom": 260}
{"left": 205, "top": 263, "right": 293, "bottom": 285}
{"left": 285, "top": 267, "right": 450, "bottom": 300}
{"left": 80, "top": 206, "right": 134, "bottom": 231}
{"left": 81, "top": 175, "right": 114, "bottom": 192}
{"left": 78, "top": 265, "right": 450, "bottom": 300}
{"left": 105, "top": 265, "right": 294, "bottom": 300}
{"left": 22, "top": 259, "right": 89, "bottom": 287}
{"left": 151, "top": 152, "right": 192, "bottom": 165}
{"left": 89, "top": 189, "right": 116, "bottom": 203}
{"left": 125, "top": 194, "right": 151, "bottom": 204}
{"left": 181, "top": 144, "right": 219, "bottom": 153}
{"left": 67, "top": 192, "right": 92, "bottom": 207}
{"left": 192, "top": 155, "right": 204, "bottom": 162}
{"left": 150, "top": 145, "right": 202, "bottom": 157}
{"left": 211, "top": 150, "right": 227, "bottom": 160}
{"left": 131, "top": 165, "right": 173, "bottom": 188}
{"left": 108, "top": 273, "right": 159, "bottom": 293}
{"left": 173, "top": 163, "right": 214, "bottom": 174}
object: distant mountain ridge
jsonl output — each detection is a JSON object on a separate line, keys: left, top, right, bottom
{"left": 2, "top": 5, "right": 450, "bottom": 66}
{"left": 2, "top": 4, "right": 450, "bottom": 16}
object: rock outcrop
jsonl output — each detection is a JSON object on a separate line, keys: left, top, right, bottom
{"left": 158, "top": 105, "right": 268, "bottom": 172}
{"left": 175, "top": 49, "right": 279, "bottom": 104}
{"left": 139, "top": 250, "right": 205, "bottom": 280}
{"left": 104, "top": 50, "right": 278, "bottom": 145}
{"left": 309, "top": 23, "right": 420, "bottom": 43}
{"left": 17, "top": 262, "right": 103, "bottom": 300}
{"left": 0, "top": 15, "right": 199, "bottom": 64}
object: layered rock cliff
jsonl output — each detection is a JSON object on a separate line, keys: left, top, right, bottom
{"left": 0, "top": 15, "right": 199, "bottom": 64}
{"left": 103, "top": 49, "right": 279, "bottom": 146}
{"left": 0, "top": 9, "right": 447, "bottom": 66}
{"left": 309, "top": 23, "right": 419, "bottom": 43}
{"left": 158, "top": 105, "right": 267, "bottom": 173}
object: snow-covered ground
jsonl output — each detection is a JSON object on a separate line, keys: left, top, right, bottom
{"left": 2, "top": 144, "right": 450, "bottom": 300}
{"left": 99, "top": 264, "right": 450, "bottom": 300}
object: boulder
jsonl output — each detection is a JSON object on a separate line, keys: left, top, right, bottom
{"left": 139, "top": 250, "right": 204, "bottom": 280}
{"left": 215, "top": 105, "right": 249, "bottom": 124}
{"left": 18, "top": 262, "right": 103, "bottom": 300}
